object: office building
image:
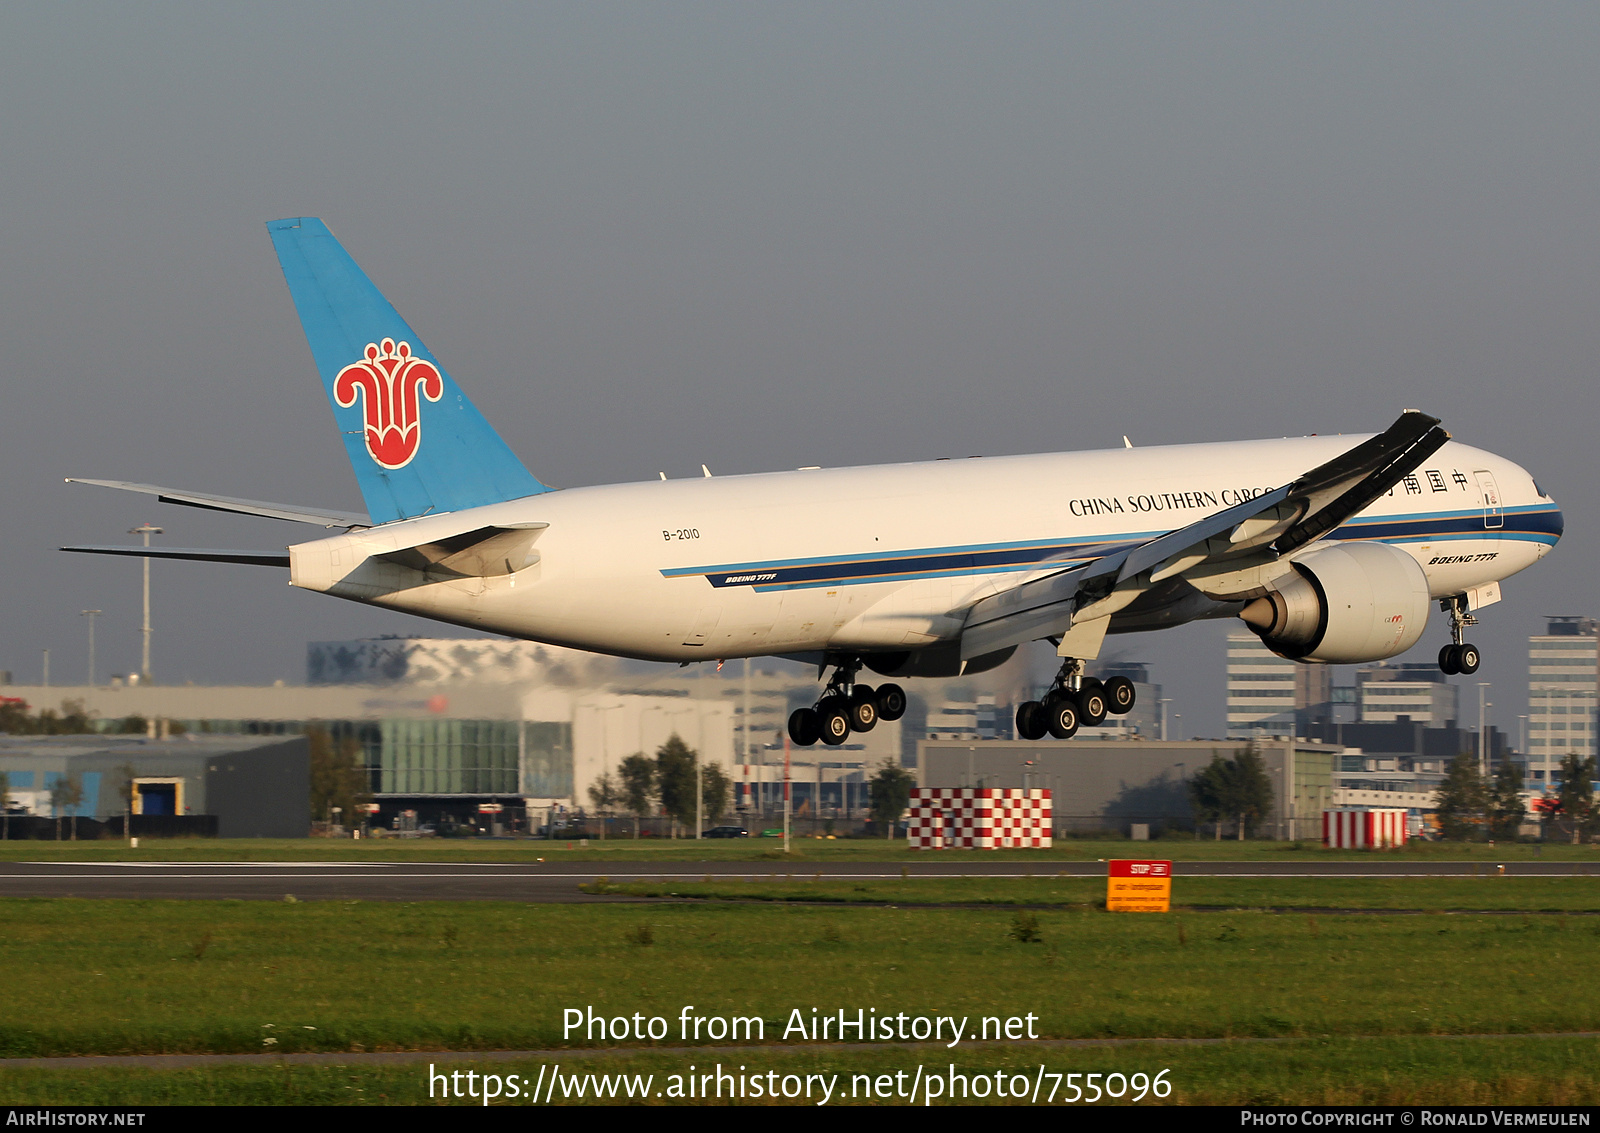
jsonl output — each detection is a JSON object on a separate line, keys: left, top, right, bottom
{"left": 1355, "top": 663, "right": 1458, "bottom": 725}
{"left": 1527, "top": 617, "right": 1599, "bottom": 785}
{"left": 1226, "top": 632, "right": 1332, "bottom": 739}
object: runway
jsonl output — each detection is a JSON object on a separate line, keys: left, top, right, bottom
{"left": 0, "top": 859, "right": 1595, "bottom": 901}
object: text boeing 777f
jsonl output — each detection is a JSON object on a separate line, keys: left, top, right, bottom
{"left": 64, "top": 218, "right": 1563, "bottom": 746}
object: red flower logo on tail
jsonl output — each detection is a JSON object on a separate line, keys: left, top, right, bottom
{"left": 334, "top": 339, "right": 444, "bottom": 470}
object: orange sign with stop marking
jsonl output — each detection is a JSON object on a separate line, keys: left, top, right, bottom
{"left": 1107, "top": 859, "right": 1172, "bottom": 912}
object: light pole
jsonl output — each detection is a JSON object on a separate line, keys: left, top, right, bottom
{"left": 1477, "top": 682, "right": 1491, "bottom": 778}
{"left": 129, "top": 524, "right": 162, "bottom": 682}
{"left": 41, "top": 649, "right": 49, "bottom": 688}
{"left": 80, "top": 611, "right": 102, "bottom": 687}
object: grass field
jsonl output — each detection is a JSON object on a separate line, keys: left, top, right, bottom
{"left": 4, "top": 862, "right": 1600, "bottom": 1105}
{"left": 1, "top": 835, "right": 1597, "bottom": 863}
{"left": 2, "top": 897, "right": 1599, "bottom": 1059}
{"left": 3, "top": 1036, "right": 1599, "bottom": 1106}
{"left": 586, "top": 874, "right": 1600, "bottom": 911}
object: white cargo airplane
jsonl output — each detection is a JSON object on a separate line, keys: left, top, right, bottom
{"left": 65, "top": 219, "right": 1563, "bottom": 746}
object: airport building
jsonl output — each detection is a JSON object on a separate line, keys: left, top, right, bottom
{"left": 1, "top": 638, "right": 906, "bottom": 824}
{"left": 0, "top": 733, "right": 308, "bottom": 837}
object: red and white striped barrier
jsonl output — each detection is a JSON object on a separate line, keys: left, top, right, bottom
{"left": 908, "top": 788, "right": 1052, "bottom": 849}
{"left": 1323, "top": 808, "right": 1408, "bottom": 849}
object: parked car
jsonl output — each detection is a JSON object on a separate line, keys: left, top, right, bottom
{"left": 703, "top": 825, "right": 749, "bottom": 839}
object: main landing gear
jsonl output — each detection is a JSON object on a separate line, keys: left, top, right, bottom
{"left": 1014, "top": 658, "right": 1137, "bottom": 741}
{"left": 1438, "top": 596, "right": 1481, "bottom": 676}
{"left": 787, "top": 658, "right": 907, "bottom": 748}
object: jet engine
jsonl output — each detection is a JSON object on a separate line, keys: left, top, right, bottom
{"left": 1239, "top": 541, "right": 1430, "bottom": 664}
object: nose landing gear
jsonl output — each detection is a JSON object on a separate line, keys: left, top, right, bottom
{"left": 1438, "top": 596, "right": 1482, "bottom": 675}
{"left": 787, "top": 657, "right": 907, "bottom": 747}
{"left": 1014, "top": 659, "right": 1138, "bottom": 741}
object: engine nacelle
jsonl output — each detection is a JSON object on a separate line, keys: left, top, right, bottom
{"left": 1240, "top": 541, "right": 1430, "bottom": 664}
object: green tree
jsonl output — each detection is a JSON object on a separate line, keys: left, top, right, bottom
{"left": 1434, "top": 752, "right": 1488, "bottom": 841}
{"left": 0, "top": 698, "right": 95, "bottom": 737}
{"left": 618, "top": 752, "right": 657, "bottom": 838}
{"left": 701, "top": 762, "right": 731, "bottom": 825}
{"left": 1188, "top": 753, "right": 1230, "bottom": 839}
{"left": 112, "top": 761, "right": 137, "bottom": 840}
{"left": 49, "top": 773, "right": 84, "bottom": 841}
{"left": 868, "top": 761, "right": 916, "bottom": 838}
{"left": 587, "top": 771, "right": 620, "bottom": 815}
{"left": 655, "top": 735, "right": 698, "bottom": 834}
{"left": 1189, "top": 747, "right": 1274, "bottom": 839}
{"left": 1557, "top": 754, "right": 1596, "bottom": 844}
{"left": 47, "top": 700, "right": 93, "bottom": 735}
{"left": 586, "top": 770, "right": 620, "bottom": 839}
{"left": 308, "top": 727, "right": 371, "bottom": 825}
{"left": 1226, "top": 745, "right": 1274, "bottom": 839}
{"left": 0, "top": 698, "right": 31, "bottom": 734}
{"left": 1488, "top": 758, "right": 1527, "bottom": 841}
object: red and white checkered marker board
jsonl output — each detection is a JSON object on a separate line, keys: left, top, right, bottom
{"left": 907, "top": 788, "right": 1052, "bottom": 849}
{"left": 1323, "top": 808, "right": 1408, "bottom": 849}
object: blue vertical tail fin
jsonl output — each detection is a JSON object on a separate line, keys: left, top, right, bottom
{"left": 267, "top": 217, "right": 550, "bottom": 524}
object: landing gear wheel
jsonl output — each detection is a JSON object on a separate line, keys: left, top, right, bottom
{"left": 788, "top": 707, "right": 820, "bottom": 746}
{"left": 1456, "top": 643, "right": 1481, "bottom": 675}
{"left": 1439, "top": 644, "right": 1461, "bottom": 675}
{"left": 874, "top": 683, "right": 907, "bottom": 722}
{"left": 818, "top": 704, "right": 851, "bottom": 746}
{"left": 1077, "top": 686, "right": 1108, "bottom": 727}
{"left": 1104, "top": 676, "right": 1136, "bottom": 715}
{"left": 1016, "top": 701, "right": 1047, "bottom": 741}
{"left": 848, "top": 685, "right": 878, "bottom": 733}
{"left": 1045, "top": 698, "right": 1080, "bottom": 740}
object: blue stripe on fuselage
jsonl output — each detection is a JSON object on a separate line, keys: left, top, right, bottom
{"left": 662, "top": 505, "right": 1562, "bottom": 592}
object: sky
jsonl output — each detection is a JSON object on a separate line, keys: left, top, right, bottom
{"left": 1, "top": 3, "right": 1597, "bottom": 738}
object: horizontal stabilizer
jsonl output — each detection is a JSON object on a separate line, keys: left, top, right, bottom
{"left": 61, "top": 545, "right": 290, "bottom": 568}
{"left": 373, "top": 523, "right": 548, "bottom": 579}
{"left": 67, "top": 479, "right": 369, "bottom": 528}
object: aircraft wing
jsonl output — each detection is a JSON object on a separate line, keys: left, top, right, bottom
{"left": 60, "top": 545, "right": 290, "bottom": 567}
{"left": 66, "top": 479, "right": 370, "bottom": 529}
{"left": 959, "top": 410, "right": 1449, "bottom": 659}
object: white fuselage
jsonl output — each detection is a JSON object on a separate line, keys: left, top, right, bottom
{"left": 286, "top": 434, "right": 1561, "bottom": 664}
